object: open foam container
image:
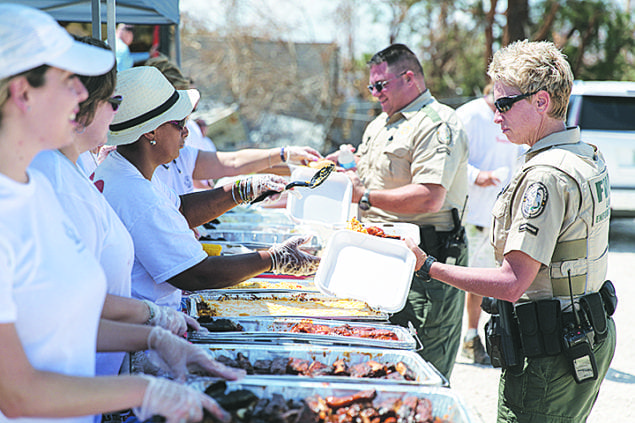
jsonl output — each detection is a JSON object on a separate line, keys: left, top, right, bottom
{"left": 314, "top": 230, "right": 416, "bottom": 313}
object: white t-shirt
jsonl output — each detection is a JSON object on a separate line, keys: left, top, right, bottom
{"left": 0, "top": 169, "right": 107, "bottom": 423}
{"left": 31, "top": 150, "right": 135, "bottom": 377}
{"left": 76, "top": 150, "right": 98, "bottom": 178}
{"left": 185, "top": 119, "right": 217, "bottom": 152}
{"left": 152, "top": 145, "right": 199, "bottom": 195}
{"left": 94, "top": 151, "right": 207, "bottom": 309}
{"left": 456, "top": 97, "right": 526, "bottom": 228}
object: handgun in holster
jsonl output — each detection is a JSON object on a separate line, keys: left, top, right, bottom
{"left": 481, "top": 297, "right": 523, "bottom": 369}
{"left": 442, "top": 208, "right": 465, "bottom": 265}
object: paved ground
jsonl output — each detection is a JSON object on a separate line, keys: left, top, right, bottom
{"left": 449, "top": 217, "right": 635, "bottom": 422}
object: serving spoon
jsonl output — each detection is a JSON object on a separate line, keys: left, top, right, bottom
{"left": 250, "top": 163, "right": 336, "bottom": 204}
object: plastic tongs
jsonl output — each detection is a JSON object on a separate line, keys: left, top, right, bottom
{"left": 250, "top": 163, "right": 336, "bottom": 204}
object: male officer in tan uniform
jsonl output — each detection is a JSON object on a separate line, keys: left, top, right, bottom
{"left": 337, "top": 44, "right": 469, "bottom": 380}
{"left": 406, "top": 40, "right": 616, "bottom": 422}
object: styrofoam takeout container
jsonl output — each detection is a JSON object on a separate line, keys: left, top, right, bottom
{"left": 314, "top": 230, "right": 416, "bottom": 313}
{"left": 286, "top": 166, "right": 352, "bottom": 225}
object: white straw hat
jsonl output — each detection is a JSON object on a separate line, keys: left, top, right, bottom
{"left": 107, "top": 66, "right": 200, "bottom": 146}
{"left": 0, "top": 4, "right": 114, "bottom": 80}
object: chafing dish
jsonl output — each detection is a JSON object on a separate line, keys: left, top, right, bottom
{"left": 201, "top": 343, "right": 447, "bottom": 387}
{"left": 188, "top": 316, "right": 416, "bottom": 350}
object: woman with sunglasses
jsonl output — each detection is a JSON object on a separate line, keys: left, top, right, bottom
{"left": 93, "top": 66, "right": 319, "bottom": 311}
{"left": 30, "top": 36, "right": 213, "bottom": 382}
{"left": 0, "top": 5, "right": 238, "bottom": 423}
{"left": 406, "top": 40, "right": 615, "bottom": 422}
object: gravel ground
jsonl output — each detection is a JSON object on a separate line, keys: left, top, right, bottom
{"left": 449, "top": 218, "right": 635, "bottom": 422}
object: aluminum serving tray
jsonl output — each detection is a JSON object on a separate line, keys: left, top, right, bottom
{"left": 188, "top": 291, "right": 389, "bottom": 321}
{"left": 201, "top": 343, "right": 447, "bottom": 387}
{"left": 210, "top": 276, "right": 319, "bottom": 293}
{"left": 187, "top": 377, "right": 473, "bottom": 423}
{"left": 198, "top": 229, "right": 322, "bottom": 253}
{"left": 188, "top": 316, "right": 416, "bottom": 350}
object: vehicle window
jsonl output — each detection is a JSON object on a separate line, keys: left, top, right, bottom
{"left": 577, "top": 95, "right": 635, "bottom": 131}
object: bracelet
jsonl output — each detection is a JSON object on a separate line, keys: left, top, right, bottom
{"left": 280, "top": 147, "right": 286, "bottom": 162}
{"left": 231, "top": 181, "right": 240, "bottom": 205}
{"left": 142, "top": 300, "right": 155, "bottom": 324}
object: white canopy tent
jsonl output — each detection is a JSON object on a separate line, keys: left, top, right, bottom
{"left": 0, "top": 0, "right": 181, "bottom": 63}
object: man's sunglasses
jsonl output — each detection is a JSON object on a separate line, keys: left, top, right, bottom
{"left": 166, "top": 118, "right": 187, "bottom": 131}
{"left": 106, "top": 95, "right": 123, "bottom": 112}
{"left": 494, "top": 89, "right": 541, "bottom": 113}
{"left": 367, "top": 71, "right": 407, "bottom": 94}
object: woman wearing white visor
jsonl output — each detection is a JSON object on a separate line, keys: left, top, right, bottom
{"left": 0, "top": 4, "right": 237, "bottom": 423}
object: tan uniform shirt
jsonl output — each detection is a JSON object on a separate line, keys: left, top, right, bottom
{"left": 356, "top": 90, "right": 469, "bottom": 231}
{"left": 491, "top": 128, "right": 611, "bottom": 303}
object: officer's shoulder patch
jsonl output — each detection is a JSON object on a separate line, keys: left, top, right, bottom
{"left": 521, "top": 182, "right": 548, "bottom": 218}
{"left": 436, "top": 123, "right": 452, "bottom": 145}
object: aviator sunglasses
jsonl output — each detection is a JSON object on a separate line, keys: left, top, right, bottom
{"left": 367, "top": 71, "right": 407, "bottom": 94}
{"left": 494, "top": 89, "right": 541, "bottom": 113}
{"left": 106, "top": 95, "right": 123, "bottom": 112}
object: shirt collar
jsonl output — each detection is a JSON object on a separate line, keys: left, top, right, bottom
{"left": 385, "top": 90, "right": 433, "bottom": 124}
{"left": 526, "top": 126, "right": 580, "bottom": 159}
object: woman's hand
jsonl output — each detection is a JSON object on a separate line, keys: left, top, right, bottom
{"left": 135, "top": 376, "right": 231, "bottom": 423}
{"left": 268, "top": 235, "right": 321, "bottom": 276}
{"left": 146, "top": 327, "right": 246, "bottom": 382}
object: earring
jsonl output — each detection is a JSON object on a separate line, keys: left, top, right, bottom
{"left": 75, "top": 125, "right": 86, "bottom": 134}
{"left": 149, "top": 139, "right": 156, "bottom": 145}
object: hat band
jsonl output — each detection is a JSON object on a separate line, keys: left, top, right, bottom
{"left": 110, "top": 90, "right": 179, "bottom": 132}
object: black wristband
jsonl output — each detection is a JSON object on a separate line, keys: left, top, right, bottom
{"left": 415, "top": 255, "right": 436, "bottom": 282}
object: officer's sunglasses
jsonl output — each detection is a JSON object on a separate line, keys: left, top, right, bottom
{"left": 367, "top": 71, "right": 407, "bottom": 94}
{"left": 494, "top": 89, "right": 541, "bottom": 113}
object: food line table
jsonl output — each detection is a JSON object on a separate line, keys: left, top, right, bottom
{"left": 178, "top": 207, "right": 476, "bottom": 422}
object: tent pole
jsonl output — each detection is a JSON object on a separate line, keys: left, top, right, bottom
{"left": 107, "top": 0, "right": 116, "bottom": 55}
{"left": 91, "top": 0, "right": 101, "bottom": 39}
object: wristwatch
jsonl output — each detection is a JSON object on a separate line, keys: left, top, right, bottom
{"left": 358, "top": 189, "right": 371, "bottom": 211}
{"left": 415, "top": 255, "right": 437, "bottom": 282}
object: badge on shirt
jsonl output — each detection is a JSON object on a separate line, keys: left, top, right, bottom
{"left": 521, "top": 182, "right": 548, "bottom": 218}
{"left": 436, "top": 123, "right": 452, "bottom": 145}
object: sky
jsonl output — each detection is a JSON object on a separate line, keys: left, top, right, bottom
{"left": 178, "top": 0, "right": 392, "bottom": 59}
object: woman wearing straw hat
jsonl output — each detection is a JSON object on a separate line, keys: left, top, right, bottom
{"left": 93, "top": 66, "right": 320, "bottom": 310}
{"left": 0, "top": 4, "right": 239, "bottom": 422}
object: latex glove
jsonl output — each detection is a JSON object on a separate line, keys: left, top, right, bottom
{"left": 285, "top": 146, "right": 322, "bottom": 165}
{"left": 145, "top": 300, "right": 199, "bottom": 336}
{"left": 134, "top": 376, "right": 231, "bottom": 423}
{"left": 268, "top": 235, "right": 321, "bottom": 276}
{"left": 146, "top": 326, "right": 246, "bottom": 382}
{"left": 235, "top": 174, "right": 287, "bottom": 204}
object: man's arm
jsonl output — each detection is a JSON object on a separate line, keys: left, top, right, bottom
{"left": 347, "top": 170, "right": 446, "bottom": 215}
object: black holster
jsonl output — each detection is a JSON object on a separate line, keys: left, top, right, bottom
{"left": 482, "top": 298, "right": 523, "bottom": 369}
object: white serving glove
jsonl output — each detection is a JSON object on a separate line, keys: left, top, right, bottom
{"left": 144, "top": 300, "right": 202, "bottom": 336}
{"left": 233, "top": 174, "right": 288, "bottom": 204}
{"left": 146, "top": 326, "right": 246, "bottom": 382}
{"left": 134, "top": 376, "right": 230, "bottom": 423}
{"left": 268, "top": 235, "right": 321, "bottom": 276}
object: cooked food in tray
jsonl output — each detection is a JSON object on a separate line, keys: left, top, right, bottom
{"left": 227, "top": 279, "right": 317, "bottom": 291}
{"left": 199, "top": 380, "right": 456, "bottom": 423}
{"left": 194, "top": 293, "right": 385, "bottom": 319}
{"left": 190, "top": 317, "right": 417, "bottom": 350}
{"left": 215, "top": 352, "right": 416, "bottom": 381}
{"left": 289, "top": 319, "right": 398, "bottom": 340}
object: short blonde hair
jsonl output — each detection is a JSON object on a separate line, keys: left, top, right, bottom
{"left": 487, "top": 40, "right": 573, "bottom": 120}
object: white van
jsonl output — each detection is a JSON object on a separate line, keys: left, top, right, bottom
{"left": 567, "top": 80, "right": 635, "bottom": 217}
